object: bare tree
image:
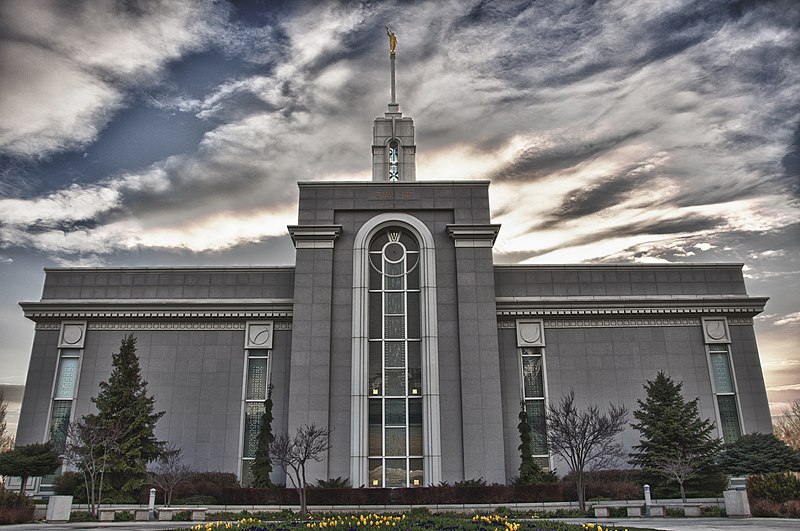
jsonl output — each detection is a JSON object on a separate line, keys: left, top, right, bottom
{"left": 62, "top": 415, "right": 126, "bottom": 518}
{"left": 269, "top": 423, "right": 331, "bottom": 515}
{"left": 147, "top": 445, "right": 192, "bottom": 506}
{"left": 651, "top": 447, "right": 704, "bottom": 502}
{"left": 775, "top": 398, "right": 800, "bottom": 450}
{"left": 0, "top": 391, "right": 14, "bottom": 452}
{"left": 546, "top": 391, "right": 628, "bottom": 512}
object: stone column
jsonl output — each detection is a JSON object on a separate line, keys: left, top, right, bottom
{"left": 447, "top": 224, "right": 505, "bottom": 483}
{"left": 286, "top": 225, "right": 342, "bottom": 483}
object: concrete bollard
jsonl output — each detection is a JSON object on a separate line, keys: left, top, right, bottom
{"left": 148, "top": 488, "right": 156, "bottom": 521}
{"left": 643, "top": 484, "right": 651, "bottom": 518}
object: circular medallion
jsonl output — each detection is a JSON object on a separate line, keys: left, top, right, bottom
{"left": 383, "top": 242, "right": 405, "bottom": 262}
{"left": 62, "top": 325, "right": 83, "bottom": 345}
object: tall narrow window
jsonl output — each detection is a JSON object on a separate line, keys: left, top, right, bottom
{"left": 520, "top": 347, "right": 549, "bottom": 468}
{"left": 50, "top": 351, "right": 80, "bottom": 450}
{"left": 708, "top": 344, "right": 741, "bottom": 443}
{"left": 388, "top": 140, "right": 399, "bottom": 182}
{"left": 241, "top": 348, "right": 270, "bottom": 486}
{"left": 367, "top": 228, "right": 422, "bottom": 487}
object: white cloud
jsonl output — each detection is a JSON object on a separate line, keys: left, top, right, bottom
{"left": 0, "top": 0, "right": 224, "bottom": 158}
{"left": 775, "top": 312, "right": 800, "bottom": 327}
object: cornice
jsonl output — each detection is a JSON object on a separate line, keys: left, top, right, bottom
{"left": 494, "top": 263, "right": 746, "bottom": 270}
{"left": 20, "top": 298, "right": 293, "bottom": 322}
{"left": 296, "top": 180, "right": 491, "bottom": 188}
{"left": 495, "top": 295, "right": 768, "bottom": 317}
{"left": 287, "top": 224, "right": 342, "bottom": 248}
{"left": 43, "top": 266, "right": 296, "bottom": 273}
{"left": 446, "top": 224, "right": 501, "bottom": 247}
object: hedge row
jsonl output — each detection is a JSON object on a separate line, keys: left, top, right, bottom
{"left": 220, "top": 484, "right": 564, "bottom": 505}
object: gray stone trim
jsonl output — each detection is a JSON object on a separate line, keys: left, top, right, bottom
{"left": 498, "top": 316, "right": 754, "bottom": 328}
{"left": 350, "top": 212, "right": 442, "bottom": 487}
{"left": 287, "top": 225, "right": 342, "bottom": 248}
{"left": 496, "top": 295, "right": 767, "bottom": 316}
{"left": 40, "top": 321, "right": 289, "bottom": 331}
{"left": 516, "top": 319, "right": 545, "bottom": 347}
{"left": 494, "top": 263, "right": 747, "bottom": 270}
{"left": 36, "top": 321, "right": 294, "bottom": 331}
{"left": 297, "top": 180, "right": 491, "bottom": 188}
{"left": 246, "top": 321, "right": 274, "bottom": 349}
{"left": 701, "top": 316, "right": 731, "bottom": 344}
{"left": 446, "top": 224, "right": 501, "bottom": 248}
{"left": 43, "top": 266, "right": 295, "bottom": 273}
{"left": 544, "top": 317, "right": 701, "bottom": 328}
{"left": 59, "top": 321, "right": 87, "bottom": 348}
{"left": 21, "top": 299, "right": 293, "bottom": 321}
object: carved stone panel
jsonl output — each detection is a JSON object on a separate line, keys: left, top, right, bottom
{"left": 58, "top": 321, "right": 87, "bottom": 348}
{"left": 246, "top": 321, "right": 274, "bottom": 349}
{"left": 702, "top": 316, "right": 731, "bottom": 344}
{"left": 516, "top": 319, "right": 545, "bottom": 347}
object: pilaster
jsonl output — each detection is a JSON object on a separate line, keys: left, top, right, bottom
{"left": 286, "top": 224, "right": 342, "bottom": 481}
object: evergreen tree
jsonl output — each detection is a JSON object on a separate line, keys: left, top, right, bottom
{"left": 0, "top": 442, "right": 61, "bottom": 494}
{"left": 630, "top": 371, "right": 721, "bottom": 500}
{"left": 251, "top": 384, "right": 275, "bottom": 487}
{"left": 515, "top": 401, "right": 555, "bottom": 485}
{"left": 93, "top": 334, "right": 165, "bottom": 499}
{"left": 718, "top": 433, "right": 800, "bottom": 476}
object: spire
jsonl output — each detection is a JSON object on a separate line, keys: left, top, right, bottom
{"left": 372, "top": 26, "right": 415, "bottom": 182}
{"left": 385, "top": 25, "right": 399, "bottom": 113}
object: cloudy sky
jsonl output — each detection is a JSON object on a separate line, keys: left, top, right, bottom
{"left": 1, "top": 0, "right": 798, "bottom": 439}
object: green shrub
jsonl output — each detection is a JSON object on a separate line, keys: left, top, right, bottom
{"left": 173, "top": 510, "right": 192, "bottom": 521}
{"left": 560, "top": 469, "right": 641, "bottom": 501}
{"left": 114, "top": 511, "right": 133, "bottom": 521}
{"left": 454, "top": 478, "right": 487, "bottom": 487}
{"left": 68, "top": 511, "right": 96, "bottom": 522}
{"left": 700, "top": 505, "right": 725, "bottom": 517}
{"left": 0, "top": 489, "right": 34, "bottom": 524}
{"left": 315, "top": 476, "right": 350, "bottom": 488}
{"left": 747, "top": 472, "right": 800, "bottom": 503}
{"left": 175, "top": 494, "right": 217, "bottom": 505}
{"left": 52, "top": 471, "right": 88, "bottom": 502}
{"left": 665, "top": 506, "right": 684, "bottom": 517}
{"left": 170, "top": 471, "right": 239, "bottom": 503}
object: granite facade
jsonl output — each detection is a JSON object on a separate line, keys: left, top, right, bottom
{"left": 16, "top": 180, "right": 771, "bottom": 492}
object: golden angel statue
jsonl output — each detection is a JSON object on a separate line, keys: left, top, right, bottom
{"left": 385, "top": 25, "right": 397, "bottom": 55}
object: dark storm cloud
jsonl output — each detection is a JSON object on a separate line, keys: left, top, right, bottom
{"left": 489, "top": 128, "right": 652, "bottom": 182}
{"left": 782, "top": 122, "right": 800, "bottom": 195}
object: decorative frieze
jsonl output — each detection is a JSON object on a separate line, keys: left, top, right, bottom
{"left": 543, "top": 317, "right": 700, "bottom": 328}
{"left": 35, "top": 321, "right": 293, "bottom": 332}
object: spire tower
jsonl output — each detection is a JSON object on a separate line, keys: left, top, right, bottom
{"left": 372, "top": 26, "right": 415, "bottom": 182}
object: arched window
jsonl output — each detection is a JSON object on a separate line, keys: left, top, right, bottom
{"left": 367, "top": 228, "right": 422, "bottom": 486}
{"left": 388, "top": 139, "right": 400, "bottom": 181}
{"left": 351, "top": 213, "right": 441, "bottom": 488}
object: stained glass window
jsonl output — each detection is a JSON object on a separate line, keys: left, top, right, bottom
{"left": 706, "top": 342, "right": 742, "bottom": 443}
{"left": 388, "top": 140, "right": 399, "bottom": 182}
{"left": 710, "top": 353, "right": 734, "bottom": 394}
{"left": 717, "top": 395, "right": 742, "bottom": 443}
{"left": 367, "top": 227, "right": 423, "bottom": 486}
{"left": 242, "top": 349, "right": 270, "bottom": 485}
{"left": 520, "top": 345, "right": 549, "bottom": 466}
{"left": 54, "top": 357, "right": 79, "bottom": 399}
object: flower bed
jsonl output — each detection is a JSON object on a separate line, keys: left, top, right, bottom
{"left": 186, "top": 513, "right": 654, "bottom": 531}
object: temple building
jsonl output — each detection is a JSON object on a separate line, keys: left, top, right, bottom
{"left": 13, "top": 41, "right": 772, "bottom": 494}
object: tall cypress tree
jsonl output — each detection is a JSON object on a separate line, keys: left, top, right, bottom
{"left": 630, "top": 371, "right": 721, "bottom": 500}
{"left": 515, "top": 401, "right": 554, "bottom": 485}
{"left": 251, "top": 384, "right": 275, "bottom": 487}
{"left": 93, "top": 334, "right": 165, "bottom": 499}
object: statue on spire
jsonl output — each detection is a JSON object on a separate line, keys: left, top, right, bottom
{"left": 385, "top": 24, "right": 397, "bottom": 56}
